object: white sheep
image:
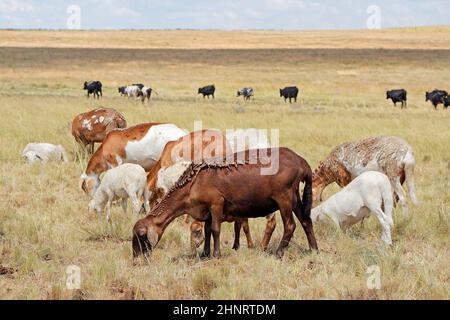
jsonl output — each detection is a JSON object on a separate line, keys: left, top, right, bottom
{"left": 311, "top": 171, "right": 394, "bottom": 245}
{"left": 88, "top": 163, "right": 150, "bottom": 222}
{"left": 22, "top": 142, "right": 68, "bottom": 164}
{"left": 155, "top": 161, "right": 192, "bottom": 196}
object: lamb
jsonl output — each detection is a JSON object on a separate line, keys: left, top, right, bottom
{"left": 22, "top": 143, "right": 68, "bottom": 164}
{"left": 88, "top": 163, "right": 150, "bottom": 222}
{"left": 311, "top": 171, "right": 394, "bottom": 245}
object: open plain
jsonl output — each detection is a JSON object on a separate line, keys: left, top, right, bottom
{"left": 0, "top": 28, "right": 449, "bottom": 299}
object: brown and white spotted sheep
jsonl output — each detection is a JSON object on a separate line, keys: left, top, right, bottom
{"left": 71, "top": 107, "right": 127, "bottom": 153}
{"left": 312, "top": 136, "right": 418, "bottom": 215}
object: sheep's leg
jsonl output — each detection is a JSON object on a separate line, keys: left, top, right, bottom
{"left": 210, "top": 203, "right": 223, "bottom": 258}
{"left": 393, "top": 177, "right": 408, "bottom": 216}
{"left": 201, "top": 218, "right": 212, "bottom": 258}
{"left": 293, "top": 201, "right": 318, "bottom": 251}
{"left": 121, "top": 198, "right": 128, "bottom": 215}
{"left": 275, "top": 208, "right": 296, "bottom": 259}
{"left": 106, "top": 200, "right": 112, "bottom": 223}
{"left": 143, "top": 188, "right": 151, "bottom": 214}
{"left": 369, "top": 205, "right": 392, "bottom": 245}
{"left": 130, "top": 193, "right": 141, "bottom": 216}
{"left": 261, "top": 214, "right": 276, "bottom": 251}
{"left": 241, "top": 218, "right": 255, "bottom": 248}
{"left": 232, "top": 220, "right": 241, "bottom": 250}
{"left": 404, "top": 163, "right": 419, "bottom": 206}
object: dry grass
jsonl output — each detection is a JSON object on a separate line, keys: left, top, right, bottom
{"left": 1, "top": 26, "right": 450, "bottom": 49}
{"left": 0, "top": 29, "right": 449, "bottom": 300}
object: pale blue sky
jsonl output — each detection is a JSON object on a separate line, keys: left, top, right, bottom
{"left": 0, "top": 0, "right": 449, "bottom": 30}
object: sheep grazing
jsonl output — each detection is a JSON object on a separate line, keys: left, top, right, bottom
{"left": 88, "top": 163, "right": 150, "bottom": 222}
{"left": 311, "top": 171, "right": 394, "bottom": 245}
{"left": 313, "top": 136, "right": 418, "bottom": 215}
{"left": 22, "top": 143, "right": 68, "bottom": 164}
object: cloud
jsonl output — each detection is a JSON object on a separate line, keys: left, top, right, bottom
{"left": 0, "top": 0, "right": 449, "bottom": 30}
{"left": 0, "top": 0, "right": 32, "bottom": 13}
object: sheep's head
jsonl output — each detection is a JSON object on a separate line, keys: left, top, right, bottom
{"left": 132, "top": 219, "right": 159, "bottom": 257}
{"left": 23, "top": 151, "right": 42, "bottom": 164}
{"left": 88, "top": 199, "right": 102, "bottom": 215}
{"left": 79, "top": 173, "right": 99, "bottom": 197}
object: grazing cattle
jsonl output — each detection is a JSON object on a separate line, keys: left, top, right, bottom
{"left": 80, "top": 123, "right": 187, "bottom": 197}
{"left": 198, "top": 85, "right": 215, "bottom": 99}
{"left": 312, "top": 136, "right": 418, "bottom": 215}
{"left": 311, "top": 171, "right": 394, "bottom": 245}
{"left": 237, "top": 87, "right": 254, "bottom": 100}
{"left": 22, "top": 143, "right": 68, "bottom": 164}
{"left": 71, "top": 108, "right": 127, "bottom": 153}
{"left": 426, "top": 89, "right": 448, "bottom": 109}
{"left": 444, "top": 95, "right": 450, "bottom": 109}
{"left": 386, "top": 89, "right": 407, "bottom": 108}
{"left": 124, "top": 85, "right": 142, "bottom": 99}
{"left": 137, "top": 86, "right": 152, "bottom": 103}
{"left": 132, "top": 147, "right": 318, "bottom": 259}
{"left": 83, "top": 81, "right": 102, "bottom": 99}
{"left": 279, "top": 86, "right": 299, "bottom": 103}
{"left": 89, "top": 163, "right": 150, "bottom": 222}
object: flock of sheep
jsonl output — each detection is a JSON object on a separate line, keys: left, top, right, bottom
{"left": 21, "top": 87, "right": 420, "bottom": 258}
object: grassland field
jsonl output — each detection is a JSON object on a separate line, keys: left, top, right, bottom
{"left": 0, "top": 29, "right": 449, "bottom": 299}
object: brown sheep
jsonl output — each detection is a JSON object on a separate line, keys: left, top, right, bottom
{"left": 132, "top": 147, "right": 318, "bottom": 259}
{"left": 71, "top": 107, "right": 127, "bottom": 153}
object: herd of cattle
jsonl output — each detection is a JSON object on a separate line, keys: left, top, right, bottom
{"left": 84, "top": 80, "right": 449, "bottom": 109}
{"left": 21, "top": 101, "right": 420, "bottom": 259}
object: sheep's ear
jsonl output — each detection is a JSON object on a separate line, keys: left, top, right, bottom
{"left": 147, "top": 225, "right": 159, "bottom": 248}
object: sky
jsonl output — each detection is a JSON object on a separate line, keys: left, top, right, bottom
{"left": 0, "top": 0, "right": 449, "bottom": 30}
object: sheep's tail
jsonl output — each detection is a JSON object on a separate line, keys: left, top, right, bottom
{"left": 301, "top": 171, "right": 313, "bottom": 219}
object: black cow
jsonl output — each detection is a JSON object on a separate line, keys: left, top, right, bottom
{"left": 132, "top": 83, "right": 145, "bottom": 90}
{"left": 426, "top": 89, "right": 448, "bottom": 109}
{"left": 198, "top": 85, "right": 215, "bottom": 99}
{"left": 386, "top": 89, "right": 407, "bottom": 108}
{"left": 84, "top": 81, "right": 102, "bottom": 99}
{"left": 280, "top": 86, "right": 299, "bottom": 103}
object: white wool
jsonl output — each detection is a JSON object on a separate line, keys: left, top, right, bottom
{"left": 22, "top": 142, "right": 68, "bottom": 163}
{"left": 156, "top": 161, "right": 192, "bottom": 195}
{"left": 311, "top": 171, "right": 394, "bottom": 245}
{"left": 89, "top": 163, "right": 150, "bottom": 222}
{"left": 225, "top": 128, "right": 271, "bottom": 153}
